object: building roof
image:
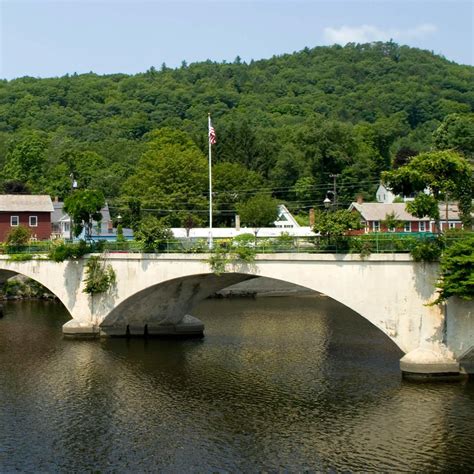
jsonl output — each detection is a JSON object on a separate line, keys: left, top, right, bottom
{"left": 350, "top": 202, "right": 428, "bottom": 221}
{"left": 275, "top": 204, "right": 300, "bottom": 228}
{"left": 0, "top": 194, "right": 54, "bottom": 212}
{"left": 52, "top": 201, "right": 69, "bottom": 223}
{"left": 350, "top": 202, "right": 464, "bottom": 222}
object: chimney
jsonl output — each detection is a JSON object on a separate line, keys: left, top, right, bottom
{"left": 54, "top": 196, "right": 59, "bottom": 203}
{"left": 356, "top": 195, "right": 364, "bottom": 204}
{"left": 235, "top": 214, "right": 240, "bottom": 231}
{"left": 309, "top": 208, "right": 315, "bottom": 227}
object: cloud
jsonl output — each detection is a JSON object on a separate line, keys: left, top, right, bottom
{"left": 323, "top": 24, "right": 437, "bottom": 44}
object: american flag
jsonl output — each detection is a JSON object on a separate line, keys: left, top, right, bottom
{"left": 209, "top": 121, "right": 216, "bottom": 145}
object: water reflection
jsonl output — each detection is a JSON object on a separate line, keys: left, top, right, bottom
{"left": 0, "top": 297, "right": 473, "bottom": 472}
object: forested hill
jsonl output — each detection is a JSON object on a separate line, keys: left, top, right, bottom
{"left": 0, "top": 42, "right": 473, "bottom": 225}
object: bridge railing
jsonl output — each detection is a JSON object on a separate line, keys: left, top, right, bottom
{"left": 0, "top": 232, "right": 462, "bottom": 256}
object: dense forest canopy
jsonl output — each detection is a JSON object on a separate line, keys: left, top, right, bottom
{"left": 0, "top": 41, "right": 473, "bottom": 227}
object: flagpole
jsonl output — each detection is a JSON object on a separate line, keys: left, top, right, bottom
{"left": 208, "top": 113, "right": 213, "bottom": 250}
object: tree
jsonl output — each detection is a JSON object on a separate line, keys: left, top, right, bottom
{"left": 213, "top": 162, "right": 265, "bottom": 226}
{"left": 64, "top": 189, "right": 105, "bottom": 238}
{"left": 122, "top": 131, "right": 208, "bottom": 227}
{"left": 382, "top": 211, "right": 403, "bottom": 232}
{"left": 236, "top": 194, "right": 279, "bottom": 234}
{"left": 5, "top": 225, "right": 32, "bottom": 246}
{"left": 135, "top": 216, "right": 173, "bottom": 252}
{"left": 313, "top": 209, "right": 362, "bottom": 237}
{"left": 435, "top": 233, "right": 474, "bottom": 303}
{"left": 1, "top": 180, "right": 30, "bottom": 194}
{"left": 382, "top": 150, "right": 473, "bottom": 230}
{"left": 433, "top": 113, "right": 474, "bottom": 161}
{"left": 393, "top": 146, "right": 418, "bottom": 169}
{"left": 2, "top": 132, "right": 48, "bottom": 188}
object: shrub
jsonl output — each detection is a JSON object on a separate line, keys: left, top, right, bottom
{"left": 48, "top": 240, "right": 90, "bottom": 262}
{"left": 435, "top": 233, "right": 474, "bottom": 303}
{"left": 83, "top": 256, "right": 116, "bottom": 294}
{"left": 232, "top": 233, "right": 257, "bottom": 262}
{"left": 409, "top": 238, "right": 444, "bottom": 262}
{"left": 5, "top": 225, "right": 32, "bottom": 246}
{"left": 135, "top": 216, "right": 173, "bottom": 252}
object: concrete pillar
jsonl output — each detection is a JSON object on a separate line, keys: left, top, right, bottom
{"left": 235, "top": 214, "right": 240, "bottom": 231}
{"left": 62, "top": 320, "right": 100, "bottom": 338}
{"left": 400, "top": 344, "right": 462, "bottom": 380}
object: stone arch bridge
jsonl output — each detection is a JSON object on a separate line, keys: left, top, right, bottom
{"left": 0, "top": 253, "right": 472, "bottom": 377}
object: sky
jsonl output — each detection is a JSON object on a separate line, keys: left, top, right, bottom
{"left": 0, "top": 0, "right": 472, "bottom": 79}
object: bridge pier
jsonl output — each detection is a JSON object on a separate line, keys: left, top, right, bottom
{"left": 400, "top": 345, "right": 463, "bottom": 380}
{"left": 63, "top": 315, "right": 205, "bottom": 338}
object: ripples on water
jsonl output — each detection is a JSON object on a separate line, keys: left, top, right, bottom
{"left": 0, "top": 297, "right": 473, "bottom": 472}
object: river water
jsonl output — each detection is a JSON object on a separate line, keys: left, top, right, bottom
{"left": 0, "top": 296, "right": 473, "bottom": 472}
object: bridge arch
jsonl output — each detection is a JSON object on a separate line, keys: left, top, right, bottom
{"left": 99, "top": 271, "right": 406, "bottom": 352}
{"left": 0, "top": 258, "right": 87, "bottom": 322}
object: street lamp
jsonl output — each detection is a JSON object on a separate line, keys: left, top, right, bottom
{"left": 323, "top": 191, "right": 335, "bottom": 210}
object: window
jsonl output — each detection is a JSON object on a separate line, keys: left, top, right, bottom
{"left": 419, "top": 222, "right": 426, "bottom": 232}
{"left": 10, "top": 216, "right": 19, "bottom": 226}
{"left": 29, "top": 216, "right": 38, "bottom": 227}
{"left": 373, "top": 221, "right": 380, "bottom": 232}
{"left": 404, "top": 222, "right": 411, "bottom": 232}
{"left": 449, "top": 222, "right": 456, "bottom": 229}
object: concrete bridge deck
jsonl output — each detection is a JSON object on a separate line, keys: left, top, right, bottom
{"left": 0, "top": 253, "right": 472, "bottom": 378}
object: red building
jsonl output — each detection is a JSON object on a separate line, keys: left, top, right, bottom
{"left": 0, "top": 195, "right": 54, "bottom": 241}
{"left": 348, "top": 202, "right": 466, "bottom": 234}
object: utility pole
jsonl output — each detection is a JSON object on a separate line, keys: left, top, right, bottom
{"left": 69, "top": 173, "right": 77, "bottom": 241}
{"left": 329, "top": 174, "right": 340, "bottom": 209}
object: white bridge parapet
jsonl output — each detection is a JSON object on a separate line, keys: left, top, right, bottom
{"left": 0, "top": 253, "right": 472, "bottom": 378}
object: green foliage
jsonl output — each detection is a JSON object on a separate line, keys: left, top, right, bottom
{"left": 83, "top": 256, "right": 116, "bottom": 295}
{"left": 134, "top": 216, "right": 173, "bottom": 252}
{"left": 433, "top": 113, "right": 474, "bottom": 161}
{"left": 116, "top": 223, "right": 124, "bottom": 242}
{"left": 207, "top": 250, "right": 231, "bottom": 276}
{"left": 122, "top": 132, "right": 208, "bottom": 227}
{"left": 5, "top": 225, "right": 32, "bottom": 246}
{"left": 48, "top": 240, "right": 90, "bottom": 262}
{"left": 435, "top": 233, "right": 474, "bottom": 303}
{"left": 383, "top": 150, "right": 473, "bottom": 228}
{"left": 274, "top": 232, "right": 295, "bottom": 251}
{"left": 313, "top": 209, "right": 362, "bottom": 236}
{"left": 237, "top": 194, "right": 279, "bottom": 229}
{"left": 409, "top": 238, "right": 444, "bottom": 262}
{"left": 406, "top": 194, "right": 440, "bottom": 220}
{"left": 7, "top": 253, "right": 33, "bottom": 262}
{"left": 64, "top": 189, "right": 105, "bottom": 238}
{"left": 382, "top": 211, "right": 403, "bottom": 231}
{"left": 0, "top": 43, "right": 472, "bottom": 218}
{"left": 232, "top": 233, "right": 257, "bottom": 262}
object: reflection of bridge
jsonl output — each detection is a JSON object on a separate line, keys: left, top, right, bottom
{"left": 0, "top": 254, "right": 472, "bottom": 377}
